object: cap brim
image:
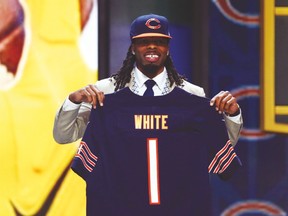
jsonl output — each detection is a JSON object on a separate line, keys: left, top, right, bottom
{"left": 132, "top": 33, "right": 172, "bottom": 39}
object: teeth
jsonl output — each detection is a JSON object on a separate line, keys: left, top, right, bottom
{"left": 146, "top": 54, "right": 158, "bottom": 58}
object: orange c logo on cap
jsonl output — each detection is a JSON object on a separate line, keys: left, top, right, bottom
{"left": 145, "top": 18, "right": 161, "bottom": 30}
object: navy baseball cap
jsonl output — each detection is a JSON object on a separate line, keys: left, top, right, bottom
{"left": 130, "top": 14, "right": 172, "bottom": 40}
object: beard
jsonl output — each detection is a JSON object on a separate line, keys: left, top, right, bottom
{"left": 142, "top": 64, "right": 161, "bottom": 74}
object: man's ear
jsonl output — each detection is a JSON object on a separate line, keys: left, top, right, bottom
{"left": 131, "top": 44, "right": 135, "bottom": 55}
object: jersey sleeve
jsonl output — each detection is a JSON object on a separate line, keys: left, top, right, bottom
{"left": 71, "top": 109, "right": 99, "bottom": 180}
{"left": 205, "top": 107, "right": 242, "bottom": 180}
{"left": 208, "top": 139, "right": 242, "bottom": 180}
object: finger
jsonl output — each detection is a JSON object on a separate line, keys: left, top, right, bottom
{"left": 85, "top": 86, "right": 98, "bottom": 109}
{"left": 224, "top": 97, "right": 235, "bottom": 112}
{"left": 86, "top": 85, "right": 106, "bottom": 109}
{"left": 80, "top": 88, "right": 93, "bottom": 104}
{"left": 89, "top": 85, "right": 105, "bottom": 107}
{"left": 219, "top": 94, "right": 233, "bottom": 113}
{"left": 96, "top": 91, "right": 105, "bottom": 107}
{"left": 215, "top": 91, "right": 230, "bottom": 113}
{"left": 210, "top": 97, "right": 215, "bottom": 106}
{"left": 213, "top": 92, "right": 227, "bottom": 112}
{"left": 225, "top": 98, "right": 240, "bottom": 115}
{"left": 210, "top": 91, "right": 224, "bottom": 106}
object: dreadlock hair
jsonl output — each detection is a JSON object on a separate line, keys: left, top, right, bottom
{"left": 111, "top": 45, "right": 135, "bottom": 91}
{"left": 111, "top": 44, "right": 186, "bottom": 91}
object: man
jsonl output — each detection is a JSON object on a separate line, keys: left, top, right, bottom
{"left": 53, "top": 13, "right": 242, "bottom": 145}
{"left": 60, "top": 13, "right": 242, "bottom": 215}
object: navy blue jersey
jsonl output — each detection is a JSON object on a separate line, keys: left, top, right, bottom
{"left": 71, "top": 87, "right": 241, "bottom": 216}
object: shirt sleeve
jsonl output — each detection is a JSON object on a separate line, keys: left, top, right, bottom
{"left": 223, "top": 109, "right": 243, "bottom": 124}
{"left": 62, "top": 97, "right": 82, "bottom": 111}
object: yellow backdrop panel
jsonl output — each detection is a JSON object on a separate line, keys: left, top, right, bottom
{"left": 0, "top": 0, "right": 96, "bottom": 215}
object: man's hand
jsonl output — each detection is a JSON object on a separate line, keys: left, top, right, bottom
{"left": 210, "top": 91, "right": 240, "bottom": 116}
{"left": 68, "top": 84, "right": 104, "bottom": 109}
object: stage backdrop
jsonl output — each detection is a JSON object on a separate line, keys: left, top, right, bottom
{"left": 209, "top": 0, "right": 288, "bottom": 215}
{"left": 0, "top": 0, "right": 97, "bottom": 215}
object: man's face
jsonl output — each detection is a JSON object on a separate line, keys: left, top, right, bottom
{"left": 132, "top": 37, "right": 170, "bottom": 78}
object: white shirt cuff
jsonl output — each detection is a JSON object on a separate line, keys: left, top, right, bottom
{"left": 224, "top": 111, "right": 242, "bottom": 124}
{"left": 62, "top": 97, "right": 81, "bottom": 111}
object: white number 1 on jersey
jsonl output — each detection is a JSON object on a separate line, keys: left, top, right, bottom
{"left": 147, "top": 138, "right": 160, "bottom": 205}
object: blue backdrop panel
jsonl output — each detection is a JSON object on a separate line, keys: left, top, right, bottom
{"left": 209, "top": 0, "right": 288, "bottom": 215}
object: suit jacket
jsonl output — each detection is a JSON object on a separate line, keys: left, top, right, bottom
{"left": 53, "top": 77, "right": 242, "bottom": 145}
